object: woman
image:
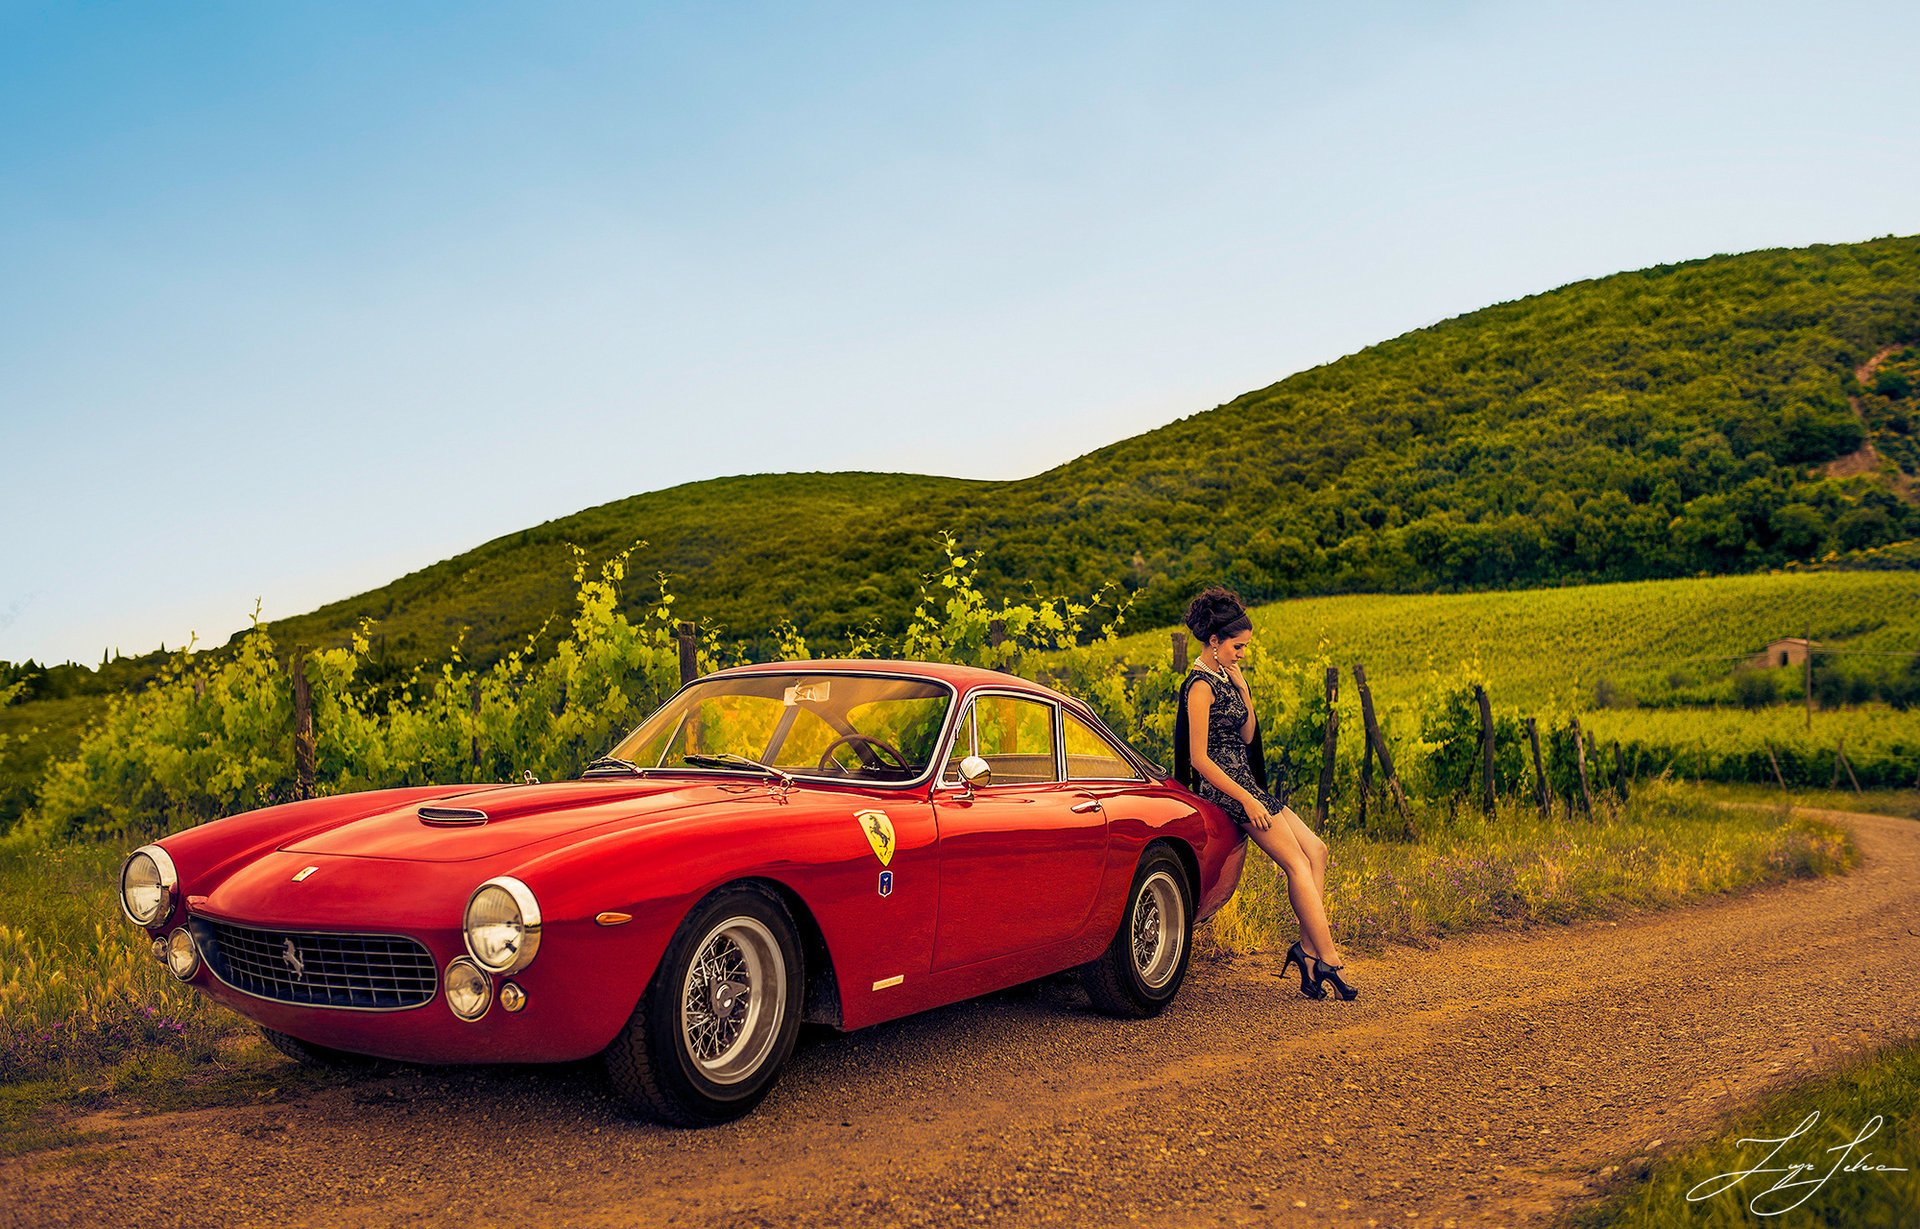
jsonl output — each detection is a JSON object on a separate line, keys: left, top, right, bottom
{"left": 1173, "top": 586, "right": 1358, "bottom": 1000}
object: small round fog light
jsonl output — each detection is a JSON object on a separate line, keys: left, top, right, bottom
{"left": 165, "top": 928, "right": 199, "bottom": 980}
{"left": 151, "top": 937, "right": 168, "bottom": 964}
{"left": 445, "top": 957, "right": 492, "bottom": 1021}
{"left": 500, "top": 982, "right": 527, "bottom": 1013}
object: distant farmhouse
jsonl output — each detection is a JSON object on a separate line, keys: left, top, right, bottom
{"left": 1746, "top": 637, "right": 1815, "bottom": 670}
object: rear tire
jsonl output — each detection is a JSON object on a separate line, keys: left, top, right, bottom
{"left": 604, "top": 883, "right": 804, "bottom": 1126}
{"left": 1081, "top": 846, "right": 1193, "bottom": 1018}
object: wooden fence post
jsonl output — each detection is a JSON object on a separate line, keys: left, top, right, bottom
{"left": 1315, "top": 666, "right": 1339, "bottom": 830}
{"left": 989, "top": 617, "right": 1015, "bottom": 673}
{"left": 1612, "top": 741, "right": 1627, "bottom": 804}
{"left": 678, "top": 620, "right": 698, "bottom": 684}
{"left": 291, "top": 647, "right": 316, "bottom": 802}
{"left": 1570, "top": 717, "right": 1594, "bottom": 819}
{"left": 1838, "top": 741, "right": 1863, "bottom": 795}
{"left": 1474, "top": 684, "right": 1496, "bottom": 816}
{"left": 471, "top": 682, "right": 483, "bottom": 775}
{"left": 1352, "top": 664, "right": 1413, "bottom": 836}
{"left": 1526, "top": 717, "right": 1549, "bottom": 818}
{"left": 1171, "top": 631, "right": 1189, "bottom": 674}
{"left": 1765, "top": 743, "right": 1788, "bottom": 793}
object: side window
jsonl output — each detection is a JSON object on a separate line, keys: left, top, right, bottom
{"left": 1063, "top": 711, "right": 1141, "bottom": 781}
{"left": 974, "top": 695, "right": 1058, "bottom": 785}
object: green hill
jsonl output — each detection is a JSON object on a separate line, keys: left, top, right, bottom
{"left": 5, "top": 234, "right": 1920, "bottom": 811}
{"left": 274, "top": 233, "right": 1920, "bottom": 665}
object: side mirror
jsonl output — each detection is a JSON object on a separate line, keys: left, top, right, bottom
{"left": 958, "top": 755, "right": 991, "bottom": 791}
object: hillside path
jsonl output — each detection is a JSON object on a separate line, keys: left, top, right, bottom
{"left": 7, "top": 805, "right": 1919, "bottom": 1228}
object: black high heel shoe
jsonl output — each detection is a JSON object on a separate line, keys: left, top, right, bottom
{"left": 1310, "top": 955, "right": 1360, "bottom": 1001}
{"left": 1282, "top": 941, "right": 1327, "bottom": 1000}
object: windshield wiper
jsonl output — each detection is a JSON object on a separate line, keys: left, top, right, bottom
{"left": 582, "top": 755, "right": 646, "bottom": 776}
{"left": 682, "top": 752, "right": 796, "bottom": 788}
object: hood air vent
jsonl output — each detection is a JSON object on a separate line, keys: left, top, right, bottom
{"left": 418, "top": 806, "right": 490, "bottom": 827}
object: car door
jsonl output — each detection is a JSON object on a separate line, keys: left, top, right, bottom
{"left": 929, "top": 691, "right": 1108, "bottom": 971}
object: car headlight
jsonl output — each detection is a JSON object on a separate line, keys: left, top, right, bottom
{"left": 463, "top": 877, "right": 541, "bottom": 975}
{"left": 444, "top": 957, "right": 492, "bottom": 1021}
{"left": 120, "top": 845, "right": 179, "bottom": 927}
{"left": 166, "top": 928, "right": 199, "bottom": 980}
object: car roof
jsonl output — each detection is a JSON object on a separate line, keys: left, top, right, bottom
{"left": 700, "top": 658, "right": 1168, "bottom": 778}
{"left": 707, "top": 657, "right": 1060, "bottom": 698}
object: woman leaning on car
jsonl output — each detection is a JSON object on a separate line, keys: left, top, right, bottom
{"left": 1173, "top": 586, "right": 1358, "bottom": 1000}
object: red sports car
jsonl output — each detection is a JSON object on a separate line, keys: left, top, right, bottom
{"left": 118, "top": 660, "right": 1248, "bottom": 1124}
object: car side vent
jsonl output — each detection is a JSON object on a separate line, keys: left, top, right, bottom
{"left": 418, "top": 806, "right": 490, "bottom": 826}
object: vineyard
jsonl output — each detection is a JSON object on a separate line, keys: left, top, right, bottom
{"left": 6, "top": 537, "right": 1915, "bottom": 848}
{"left": 2, "top": 538, "right": 1890, "bottom": 1085}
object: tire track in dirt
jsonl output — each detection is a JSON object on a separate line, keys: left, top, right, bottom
{"left": 7, "top": 805, "right": 1917, "bottom": 1228}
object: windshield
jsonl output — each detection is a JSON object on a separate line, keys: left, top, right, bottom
{"left": 605, "top": 673, "right": 954, "bottom": 783}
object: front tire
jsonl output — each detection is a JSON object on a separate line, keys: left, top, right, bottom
{"left": 604, "top": 883, "right": 804, "bottom": 1126}
{"left": 1081, "top": 846, "right": 1193, "bottom": 1017}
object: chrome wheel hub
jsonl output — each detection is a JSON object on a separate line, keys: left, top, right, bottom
{"left": 680, "top": 916, "right": 787, "bottom": 1085}
{"left": 1131, "top": 870, "right": 1185, "bottom": 990}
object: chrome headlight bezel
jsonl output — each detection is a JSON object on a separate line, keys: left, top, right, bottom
{"left": 120, "top": 844, "right": 179, "bottom": 928}
{"left": 444, "top": 956, "right": 493, "bottom": 1021}
{"left": 463, "top": 876, "right": 542, "bottom": 975}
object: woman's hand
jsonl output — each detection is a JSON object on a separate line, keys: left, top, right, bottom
{"left": 1241, "top": 796, "right": 1273, "bottom": 830}
{"left": 1224, "top": 660, "right": 1250, "bottom": 695}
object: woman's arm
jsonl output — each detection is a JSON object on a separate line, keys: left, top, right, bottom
{"left": 1186, "top": 679, "right": 1266, "bottom": 819}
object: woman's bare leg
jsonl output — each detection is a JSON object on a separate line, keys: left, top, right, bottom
{"left": 1278, "top": 805, "right": 1329, "bottom": 898}
{"left": 1247, "top": 817, "right": 1342, "bottom": 968}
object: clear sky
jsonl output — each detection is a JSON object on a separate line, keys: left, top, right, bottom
{"left": 3, "top": 0, "right": 1916, "bottom": 666}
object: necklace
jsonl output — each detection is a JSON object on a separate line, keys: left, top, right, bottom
{"left": 1196, "top": 655, "right": 1230, "bottom": 682}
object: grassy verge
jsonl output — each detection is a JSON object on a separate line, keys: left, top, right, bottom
{"left": 1202, "top": 781, "right": 1855, "bottom": 954}
{"left": 1567, "top": 1037, "right": 1920, "bottom": 1227}
{"left": 0, "top": 837, "right": 349, "bottom": 1156}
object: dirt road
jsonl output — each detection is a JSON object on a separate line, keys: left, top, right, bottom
{"left": 9, "top": 805, "right": 1918, "bottom": 1228}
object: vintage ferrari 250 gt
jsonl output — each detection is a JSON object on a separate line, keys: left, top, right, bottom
{"left": 118, "top": 660, "right": 1248, "bottom": 1124}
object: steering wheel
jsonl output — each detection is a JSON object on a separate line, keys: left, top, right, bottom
{"left": 816, "top": 734, "right": 910, "bottom": 777}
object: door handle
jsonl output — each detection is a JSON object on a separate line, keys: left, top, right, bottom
{"left": 1070, "top": 799, "right": 1103, "bottom": 814}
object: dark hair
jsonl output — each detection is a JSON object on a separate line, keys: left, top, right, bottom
{"left": 1183, "top": 586, "right": 1252, "bottom": 643}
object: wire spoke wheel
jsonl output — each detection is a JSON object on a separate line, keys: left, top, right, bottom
{"left": 1130, "top": 869, "right": 1185, "bottom": 990}
{"left": 678, "top": 915, "right": 787, "bottom": 1085}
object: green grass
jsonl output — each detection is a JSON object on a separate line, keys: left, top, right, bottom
{"left": 0, "top": 839, "right": 256, "bottom": 1081}
{"left": 1568, "top": 1037, "right": 1920, "bottom": 1227}
{"left": 0, "top": 836, "right": 356, "bottom": 1155}
{"left": 1202, "top": 783, "right": 1855, "bottom": 955}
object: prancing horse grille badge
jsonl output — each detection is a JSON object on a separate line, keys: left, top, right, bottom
{"left": 282, "top": 939, "right": 306, "bottom": 980}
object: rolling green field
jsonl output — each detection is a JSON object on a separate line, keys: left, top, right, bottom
{"left": 1078, "top": 569, "right": 1920, "bottom": 790}
{"left": 1098, "top": 570, "right": 1920, "bottom": 713}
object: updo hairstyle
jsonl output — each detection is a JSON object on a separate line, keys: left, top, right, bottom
{"left": 1183, "top": 586, "right": 1252, "bottom": 645}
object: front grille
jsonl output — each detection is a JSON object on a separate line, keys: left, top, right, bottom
{"left": 192, "top": 918, "right": 438, "bottom": 1010}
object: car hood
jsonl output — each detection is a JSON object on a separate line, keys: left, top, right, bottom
{"left": 278, "top": 777, "right": 784, "bottom": 863}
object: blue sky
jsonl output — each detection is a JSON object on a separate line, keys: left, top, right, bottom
{"left": 3, "top": 1, "right": 1917, "bottom": 665}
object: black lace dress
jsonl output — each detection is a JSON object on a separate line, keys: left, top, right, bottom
{"left": 1173, "top": 665, "right": 1292, "bottom": 827}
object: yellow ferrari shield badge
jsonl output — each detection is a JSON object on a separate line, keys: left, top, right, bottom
{"left": 856, "top": 809, "right": 896, "bottom": 867}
